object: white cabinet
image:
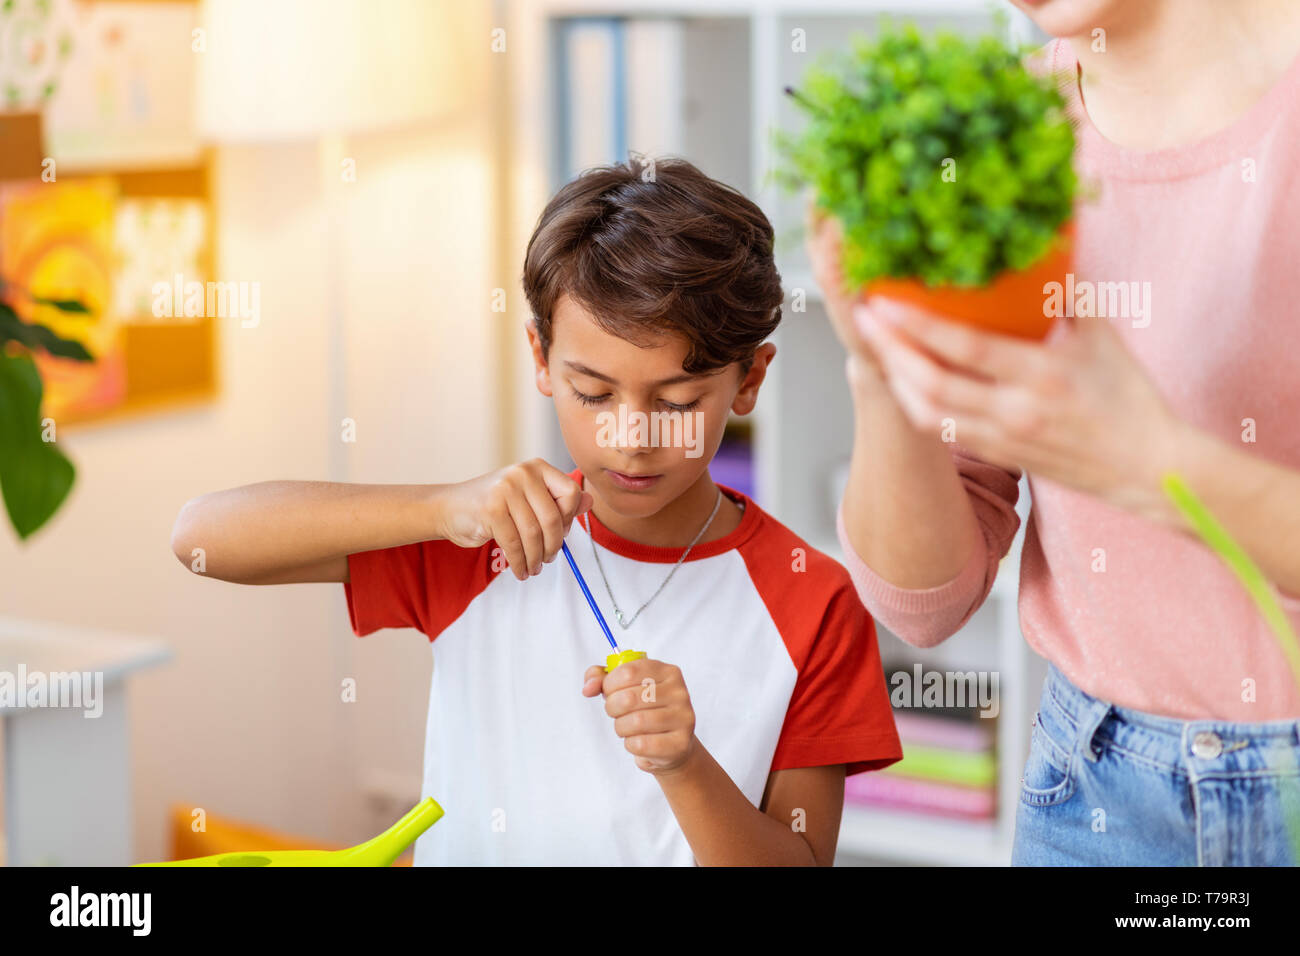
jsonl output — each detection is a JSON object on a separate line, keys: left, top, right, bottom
{"left": 0, "top": 617, "right": 170, "bottom": 866}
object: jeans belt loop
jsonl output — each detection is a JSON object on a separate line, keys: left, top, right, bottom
{"left": 1078, "top": 699, "right": 1111, "bottom": 763}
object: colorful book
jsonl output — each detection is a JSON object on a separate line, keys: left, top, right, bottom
{"left": 845, "top": 773, "right": 996, "bottom": 821}
{"left": 893, "top": 711, "right": 995, "bottom": 752}
{"left": 881, "top": 743, "right": 997, "bottom": 789}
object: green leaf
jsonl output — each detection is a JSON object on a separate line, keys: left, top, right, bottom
{"left": 775, "top": 21, "right": 1076, "bottom": 287}
{"left": 28, "top": 295, "right": 90, "bottom": 314}
{"left": 0, "top": 303, "right": 95, "bottom": 361}
{"left": 0, "top": 352, "right": 76, "bottom": 540}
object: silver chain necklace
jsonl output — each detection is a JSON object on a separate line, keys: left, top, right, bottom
{"left": 581, "top": 486, "right": 723, "bottom": 630}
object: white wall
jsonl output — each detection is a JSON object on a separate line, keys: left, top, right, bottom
{"left": 0, "top": 11, "right": 498, "bottom": 862}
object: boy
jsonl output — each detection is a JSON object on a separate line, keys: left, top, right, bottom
{"left": 171, "top": 157, "right": 901, "bottom": 865}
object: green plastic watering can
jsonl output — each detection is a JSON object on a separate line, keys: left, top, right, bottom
{"left": 135, "top": 797, "right": 444, "bottom": 867}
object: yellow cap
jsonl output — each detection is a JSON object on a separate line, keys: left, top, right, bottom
{"left": 604, "top": 649, "right": 647, "bottom": 672}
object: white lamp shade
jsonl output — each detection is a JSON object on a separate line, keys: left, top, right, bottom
{"left": 197, "top": 0, "right": 466, "bottom": 141}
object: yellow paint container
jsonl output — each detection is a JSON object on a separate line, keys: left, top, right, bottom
{"left": 605, "top": 649, "right": 646, "bottom": 672}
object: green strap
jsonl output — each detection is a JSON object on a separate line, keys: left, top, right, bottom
{"left": 1162, "top": 472, "right": 1300, "bottom": 862}
{"left": 1161, "top": 472, "right": 1300, "bottom": 689}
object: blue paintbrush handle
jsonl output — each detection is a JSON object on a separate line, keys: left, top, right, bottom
{"left": 561, "top": 540, "right": 619, "bottom": 652}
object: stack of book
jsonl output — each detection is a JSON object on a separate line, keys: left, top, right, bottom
{"left": 846, "top": 706, "right": 998, "bottom": 821}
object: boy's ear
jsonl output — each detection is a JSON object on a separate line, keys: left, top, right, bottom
{"left": 731, "top": 343, "right": 776, "bottom": 416}
{"left": 525, "top": 319, "right": 554, "bottom": 397}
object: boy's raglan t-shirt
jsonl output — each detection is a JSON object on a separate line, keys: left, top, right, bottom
{"left": 344, "top": 468, "right": 901, "bottom": 866}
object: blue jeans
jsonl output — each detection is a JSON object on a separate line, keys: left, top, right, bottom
{"left": 1012, "top": 663, "right": 1300, "bottom": 865}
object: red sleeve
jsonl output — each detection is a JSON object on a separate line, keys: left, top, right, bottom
{"left": 343, "top": 538, "right": 499, "bottom": 640}
{"left": 740, "top": 521, "right": 903, "bottom": 777}
{"left": 769, "top": 582, "right": 903, "bottom": 776}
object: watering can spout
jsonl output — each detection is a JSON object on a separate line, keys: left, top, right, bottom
{"left": 337, "top": 797, "right": 445, "bottom": 866}
{"left": 134, "top": 796, "right": 445, "bottom": 866}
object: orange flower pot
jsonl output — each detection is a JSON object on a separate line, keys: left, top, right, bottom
{"left": 862, "top": 223, "right": 1074, "bottom": 340}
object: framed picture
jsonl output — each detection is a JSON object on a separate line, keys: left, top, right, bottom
{"left": 0, "top": 0, "right": 215, "bottom": 427}
{"left": 1, "top": 0, "right": 203, "bottom": 171}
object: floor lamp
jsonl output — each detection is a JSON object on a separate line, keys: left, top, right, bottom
{"left": 195, "top": 0, "right": 464, "bottom": 829}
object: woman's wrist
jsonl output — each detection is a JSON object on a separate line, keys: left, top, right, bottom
{"left": 845, "top": 351, "right": 892, "bottom": 410}
{"left": 1129, "top": 415, "right": 1208, "bottom": 528}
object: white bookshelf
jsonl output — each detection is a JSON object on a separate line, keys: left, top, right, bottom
{"left": 510, "top": 0, "right": 1049, "bottom": 866}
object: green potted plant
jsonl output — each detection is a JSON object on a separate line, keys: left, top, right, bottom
{"left": 776, "top": 21, "right": 1078, "bottom": 339}
{"left": 0, "top": 280, "right": 93, "bottom": 539}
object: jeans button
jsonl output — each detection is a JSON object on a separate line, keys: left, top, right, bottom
{"left": 1192, "top": 731, "right": 1223, "bottom": 759}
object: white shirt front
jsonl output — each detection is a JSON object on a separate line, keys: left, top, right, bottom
{"left": 344, "top": 471, "right": 900, "bottom": 865}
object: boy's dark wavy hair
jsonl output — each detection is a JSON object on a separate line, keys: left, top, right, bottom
{"left": 522, "top": 155, "right": 783, "bottom": 378}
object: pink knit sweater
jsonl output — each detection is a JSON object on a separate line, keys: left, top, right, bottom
{"left": 837, "top": 38, "right": 1300, "bottom": 721}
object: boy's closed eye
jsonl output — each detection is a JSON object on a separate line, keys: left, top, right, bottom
{"left": 569, "top": 385, "right": 702, "bottom": 413}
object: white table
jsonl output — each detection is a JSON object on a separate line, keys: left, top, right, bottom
{"left": 0, "top": 616, "right": 171, "bottom": 866}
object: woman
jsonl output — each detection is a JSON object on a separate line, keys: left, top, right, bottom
{"left": 809, "top": 0, "right": 1300, "bottom": 865}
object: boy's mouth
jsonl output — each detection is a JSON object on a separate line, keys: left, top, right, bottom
{"left": 604, "top": 468, "right": 663, "bottom": 491}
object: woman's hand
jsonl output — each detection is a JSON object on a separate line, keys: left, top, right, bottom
{"left": 855, "top": 297, "right": 1188, "bottom": 523}
{"left": 804, "top": 200, "right": 886, "bottom": 394}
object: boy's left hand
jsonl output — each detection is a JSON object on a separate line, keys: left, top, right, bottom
{"left": 582, "top": 657, "right": 697, "bottom": 774}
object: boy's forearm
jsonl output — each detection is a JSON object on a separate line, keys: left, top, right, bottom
{"left": 171, "top": 480, "right": 450, "bottom": 583}
{"left": 842, "top": 370, "right": 982, "bottom": 589}
{"left": 652, "top": 738, "right": 817, "bottom": 866}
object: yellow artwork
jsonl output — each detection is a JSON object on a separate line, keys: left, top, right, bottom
{"left": 0, "top": 176, "right": 125, "bottom": 421}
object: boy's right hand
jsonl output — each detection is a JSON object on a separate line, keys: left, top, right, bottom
{"left": 436, "top": 459, "right": 594, "bottom": 581}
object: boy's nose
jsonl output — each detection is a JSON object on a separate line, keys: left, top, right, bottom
{"left": 626, "top": 426, "right": 653, "bottom": 448}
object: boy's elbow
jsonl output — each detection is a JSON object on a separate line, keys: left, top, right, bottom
{"left": 170, "top": 498, "right": 203, "bottom": 570}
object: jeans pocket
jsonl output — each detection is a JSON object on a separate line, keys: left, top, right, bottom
{"left": 1019, "top": 711, "right": 1077, "bottom": 808}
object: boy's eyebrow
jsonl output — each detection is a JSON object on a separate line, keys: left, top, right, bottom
{"left": 563, "top": 360, "right": 707, "bottom": 387}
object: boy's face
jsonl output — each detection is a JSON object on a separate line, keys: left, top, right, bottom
{"left": 527, "top": 293, "right": 774, "bottom": 520}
